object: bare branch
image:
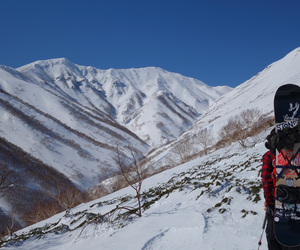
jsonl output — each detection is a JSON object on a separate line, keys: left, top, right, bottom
{"left": 112, "top": 144, "right": 146, "bottom": 217}
{"left": 194, "top": 128, "right": 214, "bottom": 155}
{"left": 0, "top": 164, "right": 14, "bottom": 196}
{"left": 219, "top": 108, "right": 264, "bottom": 148}
{"left": 171, "top": 137, "right": 194, "bottom": 164}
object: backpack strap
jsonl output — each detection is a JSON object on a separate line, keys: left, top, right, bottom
{"left": 276, "top": 165, "right": 300, "bottom": 179}
{"left": 277, "top": 149, "right": 300, "bottom": 179}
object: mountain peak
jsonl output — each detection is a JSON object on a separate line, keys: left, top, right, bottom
{"left": 289, "top": 47, "right": 300, "bottom": 56}
{"left": 17, "top": 58, "right": 72, "bottom": 72}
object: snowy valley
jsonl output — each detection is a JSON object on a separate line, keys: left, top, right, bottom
{"left": 1, "top": 47, "right": 300, "bottom": 249}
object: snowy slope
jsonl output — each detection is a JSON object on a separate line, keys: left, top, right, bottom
{"left": 1, "top": 138, "right": 267, "bottom": 250}
{"left": 146, "top": 47, "right": 300, "bottom": 168}
{"left": 0, "top": 63, "right": 149, "bottom": 232}
{"left": 0, "top": 65, "right": 148, "bottom": 189}
{"left": 194, "top": 47, "right": 300, "bottom": 136}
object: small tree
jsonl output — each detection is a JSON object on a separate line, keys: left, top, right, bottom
{"left": 42, "top": 183, "right": 85, "bottom": 217}
{"left": 113, "top": 145, "right": 147, "bottom": 217}
{"left": 27, "top": 199, "right": 62, "bottom": 224}
{"left": 194, "top": 128, "right": 214, "bottom": 155}
{"left": 0, "top": 164, "right": 13, "bottom": 196}
{"left": 27, "top": 200, "right": 50, "bottom": 224}
{"left": 219, "top": 108, "right": 263, "bottom": 148}
{"left": 55, "top": 187, "right": 84, "bottom": 212}
{"left": 171, "top": 137, "right": 194, "bottom": 164}
{"left": 4, "top": 209, "right": 17, "bottom": 236}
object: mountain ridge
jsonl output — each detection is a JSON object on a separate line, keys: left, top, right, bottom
{"left": 17, "top": 59, "right": 231, "bottom": 145}
{"left": 0, "top": 59, "right": 230, "bottom": 234}
{"left": 143, "top": 47, "right": 300, "bottom": 170}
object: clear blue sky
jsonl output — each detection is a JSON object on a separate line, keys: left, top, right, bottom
{"left": 0, "top": 0, "right": 299, "bottom": 87}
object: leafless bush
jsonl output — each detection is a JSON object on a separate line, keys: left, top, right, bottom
{"left": 219, "top": 108, "right": 264, "bottom": 148}
{"left": 4, "top": 210, "right": 17, "bottom": 236}
{"left": 194, "top": 128, "right": 214, "bottom": 155}
{"left": 26, "top": 200, "right": 62, "bottom": 224}
{"left": 112, "top": 145, "right": 148, "bottom": 217}
{"left": 25, "top": 186, "right": 86, "bottom": 226}
{"left": 171, "top": 137, "right": 194, "bottom": 164}
{"left": 55, "top": 187, "right": 84, "bottom": 211}
{"left": 0, "top": 164, "right": 14, "bottom": 196}
{"left": 87, "top": 183, "right": 110, "bottom": 200}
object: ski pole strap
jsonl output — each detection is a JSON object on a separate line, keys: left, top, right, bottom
{"left": 276, "top": 165, "right": 300, "bottom": 179}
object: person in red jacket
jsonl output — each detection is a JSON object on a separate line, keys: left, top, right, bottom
{"left": 262, "top": 130, "right": 300, "bottom": 250}
{"left": 262, "top": 149, "right": 279, "bottom": 249}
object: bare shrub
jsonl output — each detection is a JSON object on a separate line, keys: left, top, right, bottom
{"left": 55, "top": 187, "right": 84, "bottom": 212}
{"left": 0, "top": 164, "right": 14, "bottom": 196}
{"left": 171, "top": 137, "right": 194, "bottom": 164}
{"left": 3, "top": 210, "right": 18, "bottom": 237}
{"left": 87, "top": 183, "right": 110, "bottom": 200}
{"left": 194, "top": 128, "right": 214, "bottom": 155}
{"left": 26, "top": 200, "right": 61, "bottom": 224}
{"left": 219, "top": 108, "right": 264, "bottom": 148}
{"left": 112, "top": 145, "right": 148, "bottom": 217}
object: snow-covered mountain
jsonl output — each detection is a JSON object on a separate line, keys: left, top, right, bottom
{"left": 0, "top": 63, "right": 148, "bottom": 233}
{"left": 0, "top": 59, "right": 232, "bottom": 189}
{"left": 0, "top": 60, "right": 230, "bottom": 234}
{"left": 0, "top": 63, "right": 149, "bottom": 188}
{"left": 195, "top": 47, "right": 300, "bottom": 133}
{"left": 148, "top": 47, "right": 300, "bottom": 169}
{"left": 17, "top": 59, "right": 231, "bottom": 146}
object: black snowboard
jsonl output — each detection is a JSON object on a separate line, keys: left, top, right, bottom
{"left": 273, "top": 83, "right": 300, "bottom": 247}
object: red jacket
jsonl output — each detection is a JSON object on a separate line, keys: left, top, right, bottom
{"left": 261, "top": 150, "right": 276, "bottom": 206}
